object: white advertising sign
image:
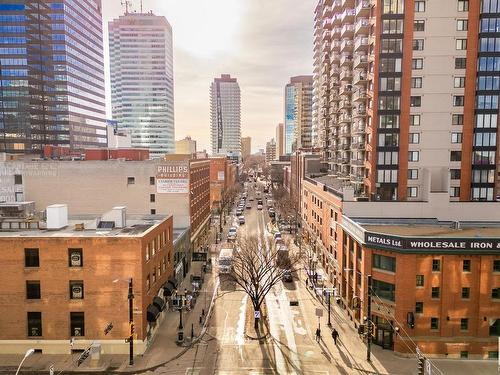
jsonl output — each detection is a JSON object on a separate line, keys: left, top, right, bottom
{"left": 156, "top": 162, "right": 189, "bottom": 194}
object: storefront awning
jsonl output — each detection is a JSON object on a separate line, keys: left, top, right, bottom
{"left": 163, "top": 283, "right": 175, "bottom": 297}
{"left": 146, "top": 304, "right": 160, "bottom": 323}
{"left": 152, "top": 296, "right": 166, "bottom": 312}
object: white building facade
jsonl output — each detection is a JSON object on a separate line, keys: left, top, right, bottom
{"left": 109, "top": 12, "right": 175, "bottom": 158}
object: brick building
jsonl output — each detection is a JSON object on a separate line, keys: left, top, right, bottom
{"left": 209, "top": 156, "right": 237, "bottom": 210}
{"left": 0, "top": 203, "right": 174, "bottom": 355}
{"left": 301, "top": 176, "right": 500, "bottom": 359}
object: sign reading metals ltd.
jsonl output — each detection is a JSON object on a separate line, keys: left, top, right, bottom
{"left": 156, "top": 162, "right": 189, "bottom": 194}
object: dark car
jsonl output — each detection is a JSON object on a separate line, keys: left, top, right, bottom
{"left": 283, "top": 269, "right": 293, "bottom": 282}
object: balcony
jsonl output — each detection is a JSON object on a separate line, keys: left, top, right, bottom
{"left": 351, "top": 141, "right": 366, "bottom": 150}
{"left": 333, "top": 0, "right": 343, "bottom": 11}
{"left": 340, "top": 38, "right": 354, "bottom": 52}
{"left": 339, "top": 99, "right": 351, "bottom": 110}
{"left": 331, "top": 40, "right": 341, "bottom": 51}
{"left": 353, "top": 54, "right": 368, "bottom": 69}
{"left": 329, "top": 77, "right": 339, "bottom": 88}
{"left": 355, "top": 18, "right": 370, "bottom": 35}
{"left": 332, "top": 13, "right": 342, "bottom": 26}
{"left": 339, "top": 83, "right": 352, "bottom": 95}
{"left": 331, "top": 52, "right": 340, "bottom": 63}
{"left": 339, "top": 113, "right": 352, "bottom": 124}
{"left": 350, "top": 174, "right": 364, "bottom": 183}
{"left": 340, "top": 54, "right": 353, "bottom": 67}
{"left": 323, "top": 4, "right": 333, "bottom": 18}
{"left": 356, "top": 0, "right": 372, "bottom": 17}
{"left": 330, "top": 65, "right": 340, "bottom": 77}
{"left": 354, "top": 36, "right": 369, "bottom": 52}
{"left": 332, "top": 27, "right": 342, "bottom": 38}
{"left": 352, "top": 89, "right": 367, "bottom": 102}
{"left": 323, "top": 41, "right": 331, "bottom": 52}
{"left": 351, "top": 122, "right": 366, "bottom": 134}
{"left": 352, "top": 106, "right": 367, "bottom": 118}
{"left": 353, "top": 70, "right": 368, "bottom": 85}
{"left": 342, "top": 0, "right": 355, "bottom": 8}
{"left": 341, "top": 24, "right": 355, "bottom": 38}
{"left": 341, "top": 8, "right": 356, "bottom": 24}
{"left": 340, "top": 69, "right": 352, "bottom": 81}
{"left": 351, "top": 159, "right": 365, "bottom": 166}
{"left": 323, "top": 18, "right": 334, "bottom": 30}
{"left": 322, "top": 30, "right": 331, "bottom": 42}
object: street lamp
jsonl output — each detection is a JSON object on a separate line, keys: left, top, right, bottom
{"left": 177, "top": 291, "right": 184, "bottom": 343}
{"left": 113, "top": 278, "right": 134, "bottom": 366}
{"left": 15, "top": 348, "right": 35, "bottom": 375}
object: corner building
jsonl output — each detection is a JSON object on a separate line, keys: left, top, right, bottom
{"left": 313, "top": 0, "right": 500, "bottom": 202}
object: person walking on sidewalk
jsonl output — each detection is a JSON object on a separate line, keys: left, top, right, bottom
{"left": 315, "top": 327, "right": 321, "bottom": 342}
{"left": 332, "top": 328, "right": 339, "bottom": 345}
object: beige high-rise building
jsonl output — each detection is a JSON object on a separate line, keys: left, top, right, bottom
{"left": 241, "top": 137, "right": 251, "bottom": 159}
{"left": 266, "top": 139, "right": 276, "bottom": 162}
{"left": 275, "top": 123, "right": 284, "bottom": 159}
{"left": 175, "top": 136, "right": 196, "bottom": 155}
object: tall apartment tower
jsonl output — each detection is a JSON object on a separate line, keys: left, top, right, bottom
{"left": 241, "top": 136, "right": 251, "bottom": 159}
{"left": 0, "top": 0, "right": 107, "bottom": 154}
{"left": 109, "top": 12, "right": 174, "bottom": 158}
{"left": 284, "top": 76, "right": 313, "bottom": 154}
{"left": 313, "top": 0, "right": 500, "bottom": 201}
{"left": 275, "top": 123, "right": 284, "bottom": 159}
{"left": 266, "top": 138, "right": 276, "bottom": 162}
{"left": 210, "top": 74, "right": 241, "bottom": 158}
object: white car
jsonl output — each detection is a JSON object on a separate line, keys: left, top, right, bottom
{"left": 257, "top": 204, "right": 263, "bottom": 210}
{"left": 238, "top": 215, "right": 245, "bottom": 225}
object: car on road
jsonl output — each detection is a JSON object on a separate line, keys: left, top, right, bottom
{"left": 274, "top": 232, "right": 282, "bottom": 241}
{"left": 257, "top": 204, "right": 263, "bottom": 210}
{"left": 257, "top": 199, "right": 263, "bottom": 205}
{"left": 282, "top": 269, "right": 293, "bottom": 282}
{"left": 246, "top": 203, "right": 251, "bottom": 209}
{"left": 249, "top": 197, "right": 254, "bottom": 201}
{"left": 236, "top": 209, "right": 243, "bottom": 216}
{"left": 238, "top": 215, "right": 245, "bottom": 225}
{"left": 227, "top": 227, "right": 237, "bottom": 242}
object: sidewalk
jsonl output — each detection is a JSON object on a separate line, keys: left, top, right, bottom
{"left": 0, "top": 254, "right": 220, "bottom": 374}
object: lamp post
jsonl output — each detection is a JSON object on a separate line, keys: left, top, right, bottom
{"left": 15, "top": 348, "right": 35, "bottom": 375}
{"left": 113, "top": 278, "right": 134, "bottom": 366}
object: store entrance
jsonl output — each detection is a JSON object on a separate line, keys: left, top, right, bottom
{"left": 372, "top": 315, "right": 394, "bottom": 350}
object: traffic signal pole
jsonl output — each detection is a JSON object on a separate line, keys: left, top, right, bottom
{"left": 128, "top": 278, "right": 134, "bottom": 366}
{"left": 367, "top": 274, "right": 372, "bottom": 362}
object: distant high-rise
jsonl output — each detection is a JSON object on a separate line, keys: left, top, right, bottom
{"left": 210, "top": 74, "right": 241, "bottom": 157}
{"left": 275, "top": 123, "right": 284, "bottom": 159}
{"left": 284, "top": 76, "right": 313, "bottom": 155}
{"left": 266, "top": 139, "right": 276, "bottom": 162}
{"left": 175, "top": 136, "right": 196, "bottom": 155}
{"left": 109, "top": 12, "right": 174, "bottom": 158}
{"left": 0, "top": 0, "right": 107, "bottom": 154}
{"left": 241, "top": 137, "right": 251, "bottom": 159}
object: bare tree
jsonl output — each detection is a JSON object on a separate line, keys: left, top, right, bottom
{"left": 273, "top": 187, "right": 299, "bottom": 232}
{"left": 218, "top": 185, "right": 241, "bottom": 232}
{"left": 228, "top": 235, "right": 302, "bottom": 328}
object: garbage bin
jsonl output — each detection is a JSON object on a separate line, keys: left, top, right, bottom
{"left": 177, "top": 330, "right": 184, "bottom": 344}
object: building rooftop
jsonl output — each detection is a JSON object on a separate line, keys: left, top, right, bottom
{"left": 361, "top": 223, "right": 500, "bottom": 238}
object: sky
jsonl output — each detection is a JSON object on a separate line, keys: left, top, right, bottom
{"left": 102, "top": 0, "right": 315, "bottom": 153}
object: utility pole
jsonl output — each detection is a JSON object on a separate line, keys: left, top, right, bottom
{"left": 366, "top": 275, "right": 372, "bottom": 362}
{"left": 128, "top": 278, "right": 134, "bottom": 366}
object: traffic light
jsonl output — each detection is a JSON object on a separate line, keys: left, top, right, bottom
{"left": 104, "top": 322, "right": 113, "bottom": 335}
{"left": 417, "top": 356, "right": 425, "bottom": 375}
{"left": 77, "top": 348, "right": 90, "bottom": 367}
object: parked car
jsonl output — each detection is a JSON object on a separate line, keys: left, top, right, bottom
{"left": 283, "top": 269, "right": 293, "bottom": 282}
{"left": 246, "top": 203, "right": 252, "bottom": 209}
{"left": 257, "top": 204, "right": 263, "bottom": 210}
{"left": 238, "top": 215, "right": 245, "bottom": 225}
{"left": 228, "top": 227, "right": 237, "bottom": 242}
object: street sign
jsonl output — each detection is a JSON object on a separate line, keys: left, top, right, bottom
{"left": 254, "top": 311, "right": 261, "bottom": 319}
{"left": 315, "top": 308, "right": 323, "bottom": 317}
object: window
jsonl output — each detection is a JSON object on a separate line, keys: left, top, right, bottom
{"left": 409, "top": 133, "right": 420, "bottom": 144}
{"left": 69, "top": 280, "right": 84, "bottom": 299}
{"left": 379, "top": 115, "right": 400, "bottom": 128}
{"left": 412, "top": 39, "right": 425, "bottom": 51}
{"left": 411, "top": 96, "right": 422, "bottom": 107}
{"left": 455, "top": 57, "right": 466, "bottom": 69}
{"left": 489, "top": 351, "right": 499, "bottom": 359}
{"left": 416, "top": 274, "right": 424, "bottom": 287}
{"left": 458, "top": 0, "right": 469, "bottom": 11}
{"left": 415, "top": 0, "right": 426, "bottom": 12}
{"left": 27, "top": 312, "right": 42, "bottom": 337}
{"left": 453, "top": 96, "right": 464, "bottom": 106}
{"left": 450, "top": 187, "right": 461, "bottom": 197}
{"left": 70, "top": 312, "right": 85, "bottom": 337}
{"left": 490, "top": 319, "right": 500, "bottom": 336}
{"left": 450, "top": 151, "right": 462, "bottom": 161}
{"left": 454, "top": 77, "right": 465, "bottom": 88}
{"left": 381, "top": 38, "right": 403, "bottom": 53}
{"left": 415, "top": 302, "right": 423, "bottom": 314}
{"left": 373, "top": 254, "right": 396, "bottom": 272}
{"left": 150, "top": 177, "right": 155, "bottom": 185}
{"left": 382, "top": 19, "right": 404, "bottom": 34}
{"left": 408, "top": 151, "right": 419, "bottom": 162}
{"left": 127, "top": 177, "right": 135, "bottom": 184}
{"left": 68, "top": 248, "right": 83, "bottom": 267}
{"left": 146, "top": 274, "right": 150, "bottom": 290}
{"left": 492, "top": 288, "right": 500, "bottom": 299}
{"left": 414, "top": 20, "right": 425, "bottom": 31}
{"left": 431, "top": 317, "right": 439, "bottom": 330}
{"left": 380, "top": 77, "right": 401, "bottom": 91}
{"left": 25, "top": 248, "right": 39, "bottom": 267}
{"left": 477, "top": 76, "right": 500, "bottom": 90}
{"left": 14, "top": 174, "right": 22, "bottom": 184}
{"left": 462, "top": 287, "right": 470, "bottom": 299}
{"left": 457, "top": 19, "right": 468, "bottom": 31}
{"left": 460, "top": 318, "right": 469, "bottom": 330}
{"left": 411, "top": 77, "right": 422, "bottom": 88}
{"left": 408, "top": 169, "right": 419, "bottom": 180}
{"left": 410, "top": 114, "right": 421, "bottom": 126}
{"left": 450, "top": 169, "right": 461, "bottom": 179}
{"left": 451, "top": 132, "right": 463, "bottom": 144}
{"left": 460, "top": 351, "right": 469, "bottom": 359}
{"left": 463, "top": 259, "right": 471, "bottom": 272}
{"left": 412, "top": 58, "right": 423, "bottom": 70}
{"left": 432, "top": 259, "right": 441, "bottom": 271}
{"left": 494, "top": 260, "right": 500, "bottom": 272}
{"left": 382, "top": 0, "right": 404, "bottom": 14}
{"left": 452, "top": 114, "right": 464, "bottom": 125}
{"left": 407, "top": 187, "right": 418, "bottom": 197}
{"left": 379, "top": 58, "right": 402, "bottom": 72}
{"left": 26, "top": 281, "right": 41, "bottom": 299}
{"left": 372, "top": 279, "right": 395, "bottom": 301}
{"left": 456, "top": 39, "right": 467, "bottom": 50}
{"left": 150, "top": 209, "right": 156, "bottom": 215}
{"left": 150, "top": 194, "right": 155, "bottom": 203}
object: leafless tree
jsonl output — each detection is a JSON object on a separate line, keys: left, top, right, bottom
{"left": 219, "top": 185, "right": 241, "bottom": 231}
{"left": 272, "top": 187, "right": 299, "bottom": 232}
{"left": 227, "top": 235, "right": 302, "bottom": 328}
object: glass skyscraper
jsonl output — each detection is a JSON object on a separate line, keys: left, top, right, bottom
{"left": 109, "top": 12, "right": 175, "bottom": 158}
{"left": 0, "top": 0, "right": 107, "bottom": 154}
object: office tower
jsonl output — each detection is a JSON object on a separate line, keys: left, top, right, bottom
{"left": 241, "top": 136, "right": 251, "bottom": 159}
{"left": 313, "top": 0, "right": 500, "bottom": 201}
{"left": 284, "top": 76, "right": 313, "bottom": 155}
{"left": 0, "top": 0, "right": 107, "bottom": 154}
{"left": 175, "top": 136, "right": 196, "bottom": 155}
{"left": 275, "top": 123, "right": 284, "bottom": 159}
{"left": 266, "top": 139, "right": 276, "bottom": 162}
{"left": 109, "top": 12, "right": 174, "bottom": 158}
{"left": 210, "top": 74, "right": 241, "bottom": 157}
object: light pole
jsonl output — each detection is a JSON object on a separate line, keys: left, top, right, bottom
{"left": 367, "top": 274, "right": 372, "bottom": 362}
{"left": 327, "top": 291, "right": 332, "bottom": 327}
{"left": 113, "top": 278, "right": 134, "bottom": 366}
{"left": 15, "top": 348, "right": 35, "bottom": 375}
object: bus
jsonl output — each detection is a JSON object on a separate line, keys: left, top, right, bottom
{"left": 218, "top": 247, "right": 234, "bottom": 273}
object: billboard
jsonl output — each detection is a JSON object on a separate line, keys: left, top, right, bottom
{"left": 156, "top": 162, "right": 189, "bottom": 194}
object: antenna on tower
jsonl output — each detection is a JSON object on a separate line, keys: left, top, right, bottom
{"left": 140, "top": 0, "right": 143, "bottom": 13}
{"left": 120, "top": 0, "right": 132, "bottom": 15}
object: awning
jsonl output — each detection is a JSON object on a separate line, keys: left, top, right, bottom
{"left": 146, "top": 304, "right": 160, "bottom": 323}
{"left": 152, "top": 296, "right": 166, "bottom": 312}
{"left": 167, "top": 277, "right": 178, "bottom": 289}
{"left": 163, "top": 283, "right": 175, "bottom": 297}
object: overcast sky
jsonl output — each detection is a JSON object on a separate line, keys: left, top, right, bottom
{"left": 102, "top": 0, "right": 315, "bottom": 152}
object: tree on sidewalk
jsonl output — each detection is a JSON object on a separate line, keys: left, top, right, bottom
{"left": 219, "top": 185, "right": 241, "bottom": 232}
{"left": 272, "top": 187, "right": 299, "bottom": 232}
{"left": 227, "top": 235, "right": 302, "bottom": 328}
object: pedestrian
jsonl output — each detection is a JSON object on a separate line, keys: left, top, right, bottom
{"left": 315, "top": 327, "right": 321, "bottom": 342}
{"left": 306, "top": 278, "right": 309, "bottom": 288}
{"left": 332, "top": 328, "right": 339, "bottom": 345}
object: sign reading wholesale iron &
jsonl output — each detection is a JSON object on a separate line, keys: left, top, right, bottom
{"left": 156, "top": 162, "right": 189, "bottom": 194}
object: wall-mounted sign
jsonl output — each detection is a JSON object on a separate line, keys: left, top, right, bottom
{"left": 156, "top": 162, "right": 189, "bottom": 194}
